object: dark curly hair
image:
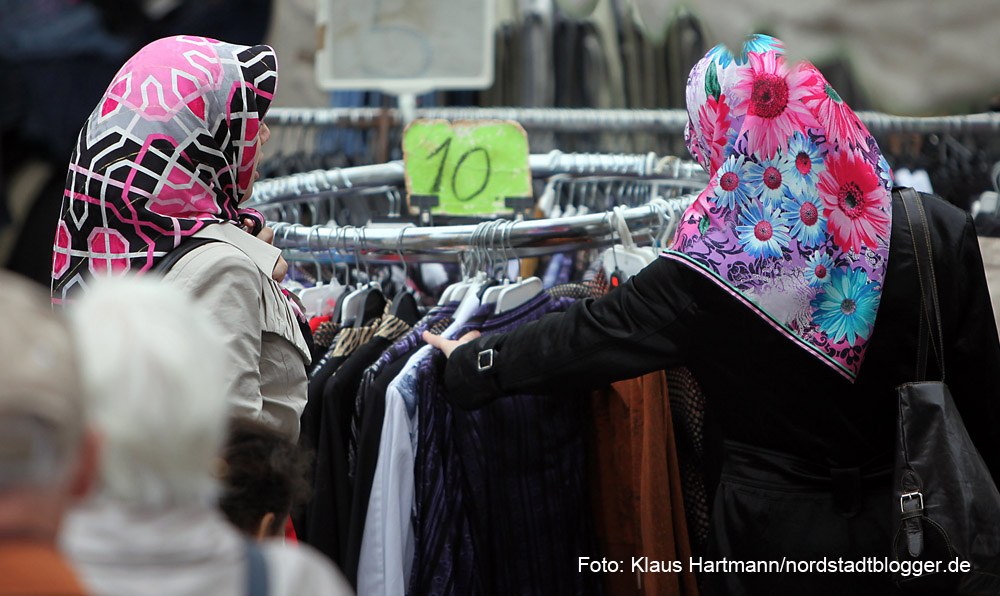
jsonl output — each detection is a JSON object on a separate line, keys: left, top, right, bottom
{"left": 218, "top": 419, "right": 313, "bottom": 537}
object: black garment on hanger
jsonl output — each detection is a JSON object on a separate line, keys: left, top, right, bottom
{"left": 298, "top": 334, "right": 396, "bottom": 565}
{"left": 341, "top": 309, "right": 455, "bottom": 587}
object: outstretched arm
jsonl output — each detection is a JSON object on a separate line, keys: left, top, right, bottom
{"left": 427, "top": 258, "right": 705, "bottom": 409}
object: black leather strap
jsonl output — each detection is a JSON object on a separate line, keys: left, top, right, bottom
{"left": 900, "top": 469, "right": 924, "bottom": 558}
{"left": 897, "top": 188, "right": 945, "bottom": 382}
{"left": 151, "top": 237, "right": 221, "bottom": 274}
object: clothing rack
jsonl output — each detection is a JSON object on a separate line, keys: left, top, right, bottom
{"left": 251, "top": 151, "right": 707, "bottom": 206}
{"left": 267, "top": 107, "right": 1000, "bottom": 135}
{"left": 273, "top": 195, "right": 694, "bottom": 263}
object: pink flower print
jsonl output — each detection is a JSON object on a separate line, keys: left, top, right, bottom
{"left": 818, "top": 151, "right": 890, "bottom": 254}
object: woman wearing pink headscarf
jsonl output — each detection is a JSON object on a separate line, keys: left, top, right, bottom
{"left": 51, "top": 36, "right": 310, "bottom": 442}
{"left": 427, "top": 35, "right": 1000, "bottom": 593}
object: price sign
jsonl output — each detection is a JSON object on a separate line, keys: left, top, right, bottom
{"left": 403, "top": 120, "right": 532, "bottom": 216}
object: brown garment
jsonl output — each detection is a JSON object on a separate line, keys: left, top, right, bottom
{"left": 0, "top": 541, "right": 88, "bottom": 595}
{"left": 588, "top": 372, "right": 698, "bottom": 596}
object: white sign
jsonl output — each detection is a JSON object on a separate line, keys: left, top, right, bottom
{"left": 315, "top": 0, "right": 495, "bottom": 94}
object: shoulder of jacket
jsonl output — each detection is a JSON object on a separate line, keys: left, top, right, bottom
{"left": 164, "top": 241, "right": 264, "bottom": 292}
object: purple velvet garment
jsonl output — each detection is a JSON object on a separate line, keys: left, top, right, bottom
{"left": 411, "top": 291, "right": 603, "bottom": 596}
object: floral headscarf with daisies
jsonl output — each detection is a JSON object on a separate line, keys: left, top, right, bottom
{"left": 664, "top": 35, "right": 893, "bottom": 380}
{"left": 51, "top": 35, "right": 276, "bottom": 305}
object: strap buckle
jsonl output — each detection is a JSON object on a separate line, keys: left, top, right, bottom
{"left": 477, "top": 349, "right": 495, "bottom": 372}
{"left": 900, "top": 491, "right": 924, "bottom": 513}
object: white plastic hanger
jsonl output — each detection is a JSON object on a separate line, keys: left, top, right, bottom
{"left": 602, "top": 205, "right": 657, "bottom": 285}
{"left": 296, "top": 227, "right": 344, "bottom": 317}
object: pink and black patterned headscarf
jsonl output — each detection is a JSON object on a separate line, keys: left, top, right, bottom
{"left": 51, "top": 35, "right": 277, "bottom": 304}
{"left": 664, "top": 35, "right": 893, "bottom": 380}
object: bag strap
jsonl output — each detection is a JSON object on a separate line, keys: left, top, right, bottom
{"left": 151, "top": 237, "right": 221, "bottom": 274}
{"left": 896, "top": 187, "right": 945, "bottom": 381}
{"left": 244, "top": 539, "right": 269, "bottom": 596}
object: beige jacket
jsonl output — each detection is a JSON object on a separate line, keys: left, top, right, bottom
{"left": 164, "top": 223, "right": 311, "bottom": 441}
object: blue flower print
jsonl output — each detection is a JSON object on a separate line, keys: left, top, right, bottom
{"left": 811, "top": 267, "right": 880, "bottom": 345}
{"left": 745, "top": 151, "right": 794, "bottom": 208}
{"left": 804, "top": 251, "right": 835, "bottom": 287}
{"left": 706, "top": 43, "right": 734, "bottom": 69}
{"left": 784, "top": 131, "right": 826, "bottom": 193}
{"left": 877, "top": 154, "right": 894, "bottom": 189}
{"left": 738, "top": 34, "right": 783, "bottom": 64}
{"left": 706, "top": 34, "right": 782, "bottom": 69}
{"left": 737, "top": 202, "right": 791, "bottom": 260}
{"left": 713, "top": 155, "right": 756, "bottom": 211}
{"left": 781, "top": 188, "right": 827, "bottom": 248}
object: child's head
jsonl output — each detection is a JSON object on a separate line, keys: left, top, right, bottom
{"left": 218, "top": 419, "right": 312, "bottom": 539}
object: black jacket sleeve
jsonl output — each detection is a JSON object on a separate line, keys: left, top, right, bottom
{"left": 444, "top": 257, "right": 704, "bottom": 409}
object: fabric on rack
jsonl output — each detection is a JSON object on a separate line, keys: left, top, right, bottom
{"left": 542, "top": 253, "right": 565, "bottom": 289}
{"left": 581, "top": 270, "right": 699, "bottom": 595}
{"left": 664, "top": 368, "right": 711, "bottom": 562}
{"left": 296, "top": 305, "right": 413, "bottom": 566}
{"left": 357, "top": 289, "right": 490, "bottom": 596}
{"left": 307, "top": 294, "right": 393, "bottom": 382}
{"left": 342, "top": 305, "right": 458, "bottom": 588}
{"left": 309, "top": 315, "right": 340, "bottom": 344}
{"left": 587, "top": 372, "right": 698, "bottom": 596}
{"left": 348, "top": 310, "right": 457, "bottom": 481}
{"left": 313, "top": 318, "right": 341, "bottom": 350}
{"left": 411, "top": 289, "right": 602, "bottom": 596}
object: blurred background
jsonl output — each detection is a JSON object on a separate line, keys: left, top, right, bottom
{"left": 3, "top": 0, "right": 999, "bottom": 286}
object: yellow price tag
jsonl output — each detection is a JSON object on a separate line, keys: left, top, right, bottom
{"left": 403, "top": 119, "right": 532, "bottom": 216}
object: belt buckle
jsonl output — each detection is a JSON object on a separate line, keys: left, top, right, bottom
{"left": 900, "top": 491, "right": 924, "bottom": 513}
{"left": 476, "top": 348, "right": 495, "bottom": 372}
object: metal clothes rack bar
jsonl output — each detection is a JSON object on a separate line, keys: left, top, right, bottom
{"left": 273, "top": 195, "right": 695, "bottom": 263}
{"left": 251, "top": 151, "right": 708, "bottom": 206}
{"left": 266, "top": 107, "right": 1000, "bottom": 135}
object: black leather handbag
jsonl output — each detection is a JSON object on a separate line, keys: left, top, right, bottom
{"left": 892, "top": 188, "right": 1000, "bottom": 594}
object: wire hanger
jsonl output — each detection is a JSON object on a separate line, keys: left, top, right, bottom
{"left": 494, "top": 219, "right": 544, "bottom": 315}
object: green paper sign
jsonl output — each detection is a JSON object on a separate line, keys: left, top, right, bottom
{"left": 403, "top": 119, "right": 532, "bottom": 216}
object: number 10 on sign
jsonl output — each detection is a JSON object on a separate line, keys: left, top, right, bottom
{"left": 403, "top": 120, "right": 532, "bottom": 216}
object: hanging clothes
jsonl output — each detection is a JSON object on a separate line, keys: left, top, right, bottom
{"left": 341, "top": 305, "right": 459, "bottom": 588}
{"left": 587, "top": 373, "right": 698, "bottom": 596}
{"left": 411, "top": 289, "right": 602, "bottom": 596}
{"left": 584, "top": 270, "right": 699, "bottom": 596}
{"left": 357, "top": 289, "right": 492, "bottom": 596}
{"left": 297, "top": 301, "right": 414, "bottom": 565}
{"left": 664, "top": 367, "right": 712, "bottom": 562}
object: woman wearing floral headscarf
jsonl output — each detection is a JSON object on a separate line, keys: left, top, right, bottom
{"left": 51, "top": 36, "right": 310, "bottom": 442}
{"left": 428, "top": 35, "right": 1000, "bottom": 592}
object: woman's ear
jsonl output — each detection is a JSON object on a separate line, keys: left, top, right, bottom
{"left": 254, "top": 512, "right": 277, "bottom": 540}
